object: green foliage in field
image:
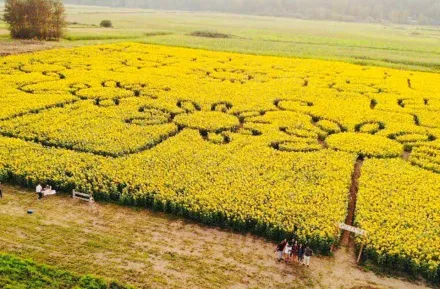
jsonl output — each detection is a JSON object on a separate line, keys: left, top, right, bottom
{"left": 0, "top": 253, "right": 134, "bottom": 289}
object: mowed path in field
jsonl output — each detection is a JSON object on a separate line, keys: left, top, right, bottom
{"left": 0, "top": 185, "right": 429, "bottom": 289}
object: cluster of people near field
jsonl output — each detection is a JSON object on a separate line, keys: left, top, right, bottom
{"left": 35, "top": 184, "right": 56, "bottom": 199}
{"left": 275, "top": 238, "right": 314, "bottom": 267}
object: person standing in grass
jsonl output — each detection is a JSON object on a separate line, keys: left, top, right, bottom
{"left": 0, "top": 182, "right": 3, "bottom": 199}
{"left": 298, "top": 243, "right": 305, "bottom": 263}
{"left": 304, "top": 245, "right": 313, "bottom": 267}
{"left": 36, "top": 183, "right": 43, "bottom": 200}
{"left": 283, "top": 239, "right": 292, "bottom": 261}
{"left": 275, "top": 239, "right": 286, "bottom": 262}
{"left": 291, "top": 241, "right": 298, "bottom": 262}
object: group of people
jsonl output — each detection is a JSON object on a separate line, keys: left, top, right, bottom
{"left": 0, "top": 183, "right": 55, "bottom": 200}
{"left": 35, "top": 184, "right": 54, "bottom": 199}
{"left": 275, "top": 239, "right": 314, "bottom": 267}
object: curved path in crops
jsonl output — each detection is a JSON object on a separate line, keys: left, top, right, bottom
{"left": 0, "top": 185, "right": 429, "bottom": 289}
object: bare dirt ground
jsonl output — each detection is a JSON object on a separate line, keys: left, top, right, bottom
{"left": 0, "top": 185, "right": 430, "bottom": 289}
{"left": 0, "top": 40, "right": 57, "bottom": 56}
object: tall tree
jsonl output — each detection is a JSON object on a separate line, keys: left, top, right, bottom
{"left": 4, "top": 0, "right": 66, "bottom": 40}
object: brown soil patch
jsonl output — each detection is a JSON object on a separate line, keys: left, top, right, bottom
{"left": 0, "top": 40, "right": 56, "bottom": 56}
{"left": 402, "top": 150, "right": 411, "bottom": 161}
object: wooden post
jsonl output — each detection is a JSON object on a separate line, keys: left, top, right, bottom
{"left": 357, "top": 234, "right": 368, "bottom": 263}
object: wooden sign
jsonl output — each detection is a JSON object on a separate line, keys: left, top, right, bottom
{"left": 337, "top": 223, "right": 368, "bottom": 263}
{"left": 338, "top": 223, "right": 367, "bottom": 236}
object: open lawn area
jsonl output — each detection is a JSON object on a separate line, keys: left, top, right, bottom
{"left": 0, "top": 185, "right": 430, "bottom": 289}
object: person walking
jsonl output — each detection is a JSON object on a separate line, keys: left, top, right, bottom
{"left": 298, "top": 243, "right": 305, "bottom": 264}
{"left": 304, "top": 245, "right": 313, "bottom": 267}
{"left": 275, "top": 239, "right": 286, "bottom": 262}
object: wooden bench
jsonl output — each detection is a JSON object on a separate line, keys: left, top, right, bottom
{"left": 72, "top": 190, "right": 94, "bottom": 203}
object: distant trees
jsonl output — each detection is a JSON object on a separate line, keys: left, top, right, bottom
{"left": 63, "top": 0, "right": 440, "bottom": 25}
{"left": 4, "top": 0, "right": 66, "bottom": 40}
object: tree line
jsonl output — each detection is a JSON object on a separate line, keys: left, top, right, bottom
{"left": 63, "top": 0, "right": 440, "bottom": 25}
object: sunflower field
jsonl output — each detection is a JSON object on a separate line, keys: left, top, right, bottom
{"left": 0, "top": 43, "right": 439, "bottom": 281}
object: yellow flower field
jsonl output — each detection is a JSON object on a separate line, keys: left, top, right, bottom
{"left": 0, "top": 43, "right": 439, "bottom": 280}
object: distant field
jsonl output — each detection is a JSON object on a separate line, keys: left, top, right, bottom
{"left": 0, "top": 4, "right": 440, "bottom": 72}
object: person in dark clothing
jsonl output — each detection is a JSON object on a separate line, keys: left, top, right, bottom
{"left": 275, "top": 239, "right": 287, "bottom": 262}
{"left": 0, "top": 183, "right": 3, "bottom": 199}
{"left": 298, "top": 244, "right": 305, "bottom": 263}
{"left": 304, "top": 245, "right": 313, "bottom": 267}
{"left": 291, "top": 241, "right": 298, "bottom": 261}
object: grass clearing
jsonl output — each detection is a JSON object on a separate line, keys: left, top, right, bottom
{"left": 0, "top": 185, "right": 429, "bottom": 289}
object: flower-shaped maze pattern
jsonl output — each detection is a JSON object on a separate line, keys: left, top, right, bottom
{"left": 268, "top": 98, "right": 439, "bottom": 169}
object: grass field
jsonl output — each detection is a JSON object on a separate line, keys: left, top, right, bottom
{"left": 0, "top": 253, "right": 132, "bottom": 289}
{"left": 0, "top": 185, "right": 429, "bottom": 289}
{"left": 0, "top": 5, "right": 440, "bottom": 72}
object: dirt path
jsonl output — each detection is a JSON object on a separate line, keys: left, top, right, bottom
{"left": 0, "top": 185, "right": 429, "bottom": 289}
{"left": 340, "top": 158, "right": 363, "bottom": 246}
{"left": 0, "top": 40, "right": 57, "bottom": 56}
{"left": 402, "top": 150, "right": 411, "bottom": 161}
{"left": 318, "top": 246, "right": 429, "bottom": 289}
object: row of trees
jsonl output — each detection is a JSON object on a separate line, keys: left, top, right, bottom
{"left": 64, "top": 0, "right": 440, "bottom": 25}
{"left": 4, "top": 0, "right": 66, "bottom": 39}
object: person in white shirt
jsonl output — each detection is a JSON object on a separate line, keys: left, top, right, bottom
{"left": 36, "top": 184, "right": 43, "bottom": 199}
{"left": 283, "top": 241, "right": 292, "bottom": 262}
